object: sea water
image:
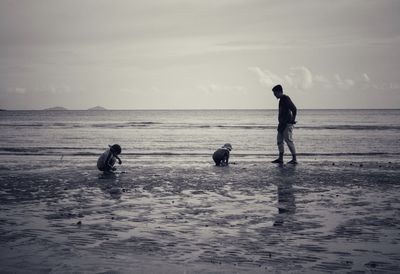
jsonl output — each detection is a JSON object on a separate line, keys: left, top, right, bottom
{"left": 0, "top": 109, "right": 399, "bottom": 162}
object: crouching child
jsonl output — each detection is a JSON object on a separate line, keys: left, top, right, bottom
{"left": 97, "top": 144, "right": 122, "bottom": 172}
{"left": 212, "top": 143, "right": 232, "bottom": 166}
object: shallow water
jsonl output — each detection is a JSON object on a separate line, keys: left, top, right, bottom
{"left": 1, "top": 109, "right": 400, "bottom": 160}
{"left": 0, "top": 156, "right": 399, "bottom": 273}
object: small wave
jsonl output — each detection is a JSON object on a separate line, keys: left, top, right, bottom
{"left": 0, "top": 147, "right": 98, "bottom": 154}
{"left": 215, "top": 125, "right": 274, "bottom": 129}
{"left": 0, "top": 148, "right": 398, "bottom": 158}
{"left": 300, "top": 125, "right": 400, "bottom": 131}
{"left": 149, "top": 124, "right": 400, "bottom": 131}
{"left": 78, "top": 121, "right": 162, "bottom": 129}
{"left": 98, "top": 123, "right": 400, "bottom": 130}
{"left": 214, "top": 124, "right": 400, "bottom": 130}
{"left": 99, "top": 122, "right": 261, "bottom": 130}
{"left": 91, "top": 123, "right": 127, "bottom": 129}
{"left": 1, "top": 122, "right": 399, "bottom": 131}
{"left": 298, "top": 152, "right": 395, "bottom": 156}
{"left": 127, "top": 122, "right": 160, "bottom": 126}
{"left": 0, "top": 122, "right": 85, "bottom": 129}
{"left": 0, "top": 123, "right": 45, "bottom": 127}
{"left": 214, "top": 124, "right": 400, "bottom": 131}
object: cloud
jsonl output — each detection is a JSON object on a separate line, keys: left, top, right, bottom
{"left": 249, "top": 66, "right": 400, "bottom": 92}
{"left": 362, "top": 73, "right": 371, "bottom": 83}
{"left": 314, "top": 74, "right": 333, "bottom": 89}
{"left": 285, "top": 66, "right": 313, "bottom": 90}
{"left": 4, "top": 85, "right": 86, "bottom": 95}
{"left": 248, "top": 66, "right": 313, "bottom": 90}
{"left": 247, "top": 67, "right": 283, "bottom": 88}
{"left": 197, "top": 82, "right": 246, "bottom": 94}
{"left": 7, "top": 87, "right": 27, "bottom": 94}
{"left": 333, "top": 74, "right": 355, "bottom": 90}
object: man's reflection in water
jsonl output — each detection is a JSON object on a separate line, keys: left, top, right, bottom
{"left": 273, "top": 166, "right": 296, "bottom": 227}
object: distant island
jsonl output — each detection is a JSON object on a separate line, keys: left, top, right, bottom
{"left": 88, "top": 106, "right": 107, "bottom": 111}
{"left": 43, "top": 106, "right": 68, "bottom": 111}
{"left": 41, "top": 106, "right": 108, "bottom": 111}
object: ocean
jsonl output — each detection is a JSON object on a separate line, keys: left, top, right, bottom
{"left": 1, "top": 109, "right": 399, "bottom": 162}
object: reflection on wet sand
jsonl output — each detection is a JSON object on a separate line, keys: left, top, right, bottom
{"left": 98, "top": 171, "right": 126, "bottom": 199}
{"left": 272, "top": 165, "right": 297, "bottom": 228}
{"left": 274, "top": 179, "right": 296, "bottom": 227}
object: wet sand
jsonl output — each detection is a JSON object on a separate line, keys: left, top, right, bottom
{"left": 0, "top": 156, "right": 399, "bottom": 273}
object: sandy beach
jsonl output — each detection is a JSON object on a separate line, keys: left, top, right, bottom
{"left": 0, "top": 155, "right": 399, "bottom": 273}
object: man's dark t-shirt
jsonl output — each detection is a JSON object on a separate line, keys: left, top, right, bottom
{"left": 278, "top": 95, "right": 297, "bottom": 133}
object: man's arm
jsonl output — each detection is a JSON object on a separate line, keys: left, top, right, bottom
{"left": 287, "top": 96, "right": 297, "bottom": 123}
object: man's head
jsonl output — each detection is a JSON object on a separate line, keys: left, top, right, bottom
{"left": 272, "top": 84, "right": 283, "bottom": 99}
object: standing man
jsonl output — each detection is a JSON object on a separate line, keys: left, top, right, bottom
{"left": 271, "top": 84, "right": 297, "bottom": 164}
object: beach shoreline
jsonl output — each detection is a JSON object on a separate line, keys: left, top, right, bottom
{"left": 1, "top": 156, "right": 399, "bottom": 273}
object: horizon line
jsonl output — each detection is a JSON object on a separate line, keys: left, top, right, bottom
{"left": 1, "top": 107, "right": 400, "bottom": 111}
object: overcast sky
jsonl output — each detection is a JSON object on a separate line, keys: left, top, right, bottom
{"left": 0, "top": 0, "right": 399, "bottom": 109}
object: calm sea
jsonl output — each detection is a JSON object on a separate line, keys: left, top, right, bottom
{"left": 0, "top": 109, "right": 399, "bottom": 162}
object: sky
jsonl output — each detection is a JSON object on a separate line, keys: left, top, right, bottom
{"left": 0, "top": 0, "right": 399, "bottom": 110}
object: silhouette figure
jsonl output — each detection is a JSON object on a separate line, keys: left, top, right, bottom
{"left": 212, "top": 143, "right": 232, "bottom": 166}
{"left": 97, "top": 144, "right": 122, "bottom": 172}
{"left": 271, "top": 85, "right": 298, "bottom": 164}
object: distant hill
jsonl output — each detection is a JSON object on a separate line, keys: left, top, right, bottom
{"left": 43, "top": 106, "right": 68, "bottom": 111}
{"left": 88, "top": 106, "right": 107, "bottom": 110}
